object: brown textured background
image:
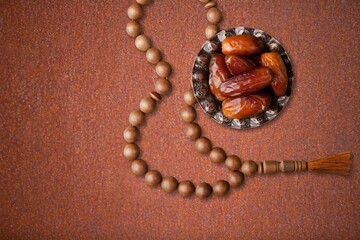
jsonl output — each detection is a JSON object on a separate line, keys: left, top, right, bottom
{"left": 1, "top": 0, "right": 360, "bottom": 239}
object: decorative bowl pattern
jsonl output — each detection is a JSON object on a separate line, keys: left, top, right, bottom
{"left": 191, "top": 27, "right": 294, "bottom": 129}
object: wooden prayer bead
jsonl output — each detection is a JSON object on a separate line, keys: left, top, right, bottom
{"left": 131, "top": 159, "right": 148, "bottom": 176}
{"left": 209, "top": 147, "right": 226, "bottom": 163}
{"left": 145, "top": 170, "right": 162, "bottom": 187}
{"left": 207, "top": 7, "right": 222, "bottom": 24}
{"left": 228, "top": 171, "right": 244, "bottom": 188}
{"left": 156, "top": 61, "right": 172, "bottom": 78}
{"left": 146, "top": 48, "right": 162, "bottom": 64}
{"left": 161, "top": 176, "right": 179, "bottom": 193}
{"left": 185, "top": 123, "right": 202, "bottom": 140}
{"left": 195, "top": 137, "right": 212, "bottom": 154}
{"left": 123, "top": 143, "right": 140, "bottom": 161}
{"left": 205, "top": 24, "right": 219, "bottom": 39}
{"left": 241, "top": 160, "right": 258, "bottom": 176}
{"left": 139, "top": 97, "right": 156, "bottom": 113}
{"left": 184, "top": 89, "right": 197, "bottom": 105}
{"left": 123, "top": 126, "right": 140, "bottom": 143}
{"left": 225, "top": 155, "right": 241, "bottom": 171}
{"left": 135, "top": 34, "right": 152, "bottom": 52}
{"left": 178, "top": 180, "right": 195, "bottom": 197}
{"left": 155, "top": 78, "right": 172, "bottom": 95}
{"left": 181, "top": 106, "right": 196, "bottom": 123}
{"left": 129, "top": 110, "right": 145, "bottom": 126}
{"left": 195, "top": 182, "right": 213, "bottom": 199}
{"left": 126, "top": 20, "right": 142, "bottom": 38}
{"left": 213, "top": 180, "right": 230, "bottom": 197}
{"left": 127, "top": 3, "right": 143, "bottom": 20}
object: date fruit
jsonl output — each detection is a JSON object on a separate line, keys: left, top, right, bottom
{"left": 260, "top": 52, "right": 288, "bottom": 97}
{"left": 222, "top": 35, "right": 265, "bottom": 56}
{"left": 225, "top": 54, "right": 256, "bottom": 75}
{"left": 219, "top": 67, "right": 273, "bottom": 98}
{"left": 209, "top": 53, "right": 232, "bottom": 101}
{"left": 222, "top": 91, "right": 272, "bottom": 119}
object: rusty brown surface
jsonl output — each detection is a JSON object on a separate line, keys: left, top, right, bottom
{"left": 1, "top": 0, "right": 360, "bottom": 239}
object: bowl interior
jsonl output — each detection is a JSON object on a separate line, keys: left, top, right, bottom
{"left": 191, "top": 27, "right": 294, "bottom": 129}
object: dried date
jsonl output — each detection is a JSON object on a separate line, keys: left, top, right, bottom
{"left": 209, "top": 53, "right": 232, "bottom": 101}
{"left": 219, "top": 67, "right": 273, "bottom": 98}
{"left": 222, "top": 91, "right": 272, "bottom": 119}
{"left": 225, "top": 54, "right": 256, "bottom": 76}
{"left": 222, "top": 35, "right": 265, "bottom": 56}
{"left": 260, "top": 52, "right": 288, "bottom": 97}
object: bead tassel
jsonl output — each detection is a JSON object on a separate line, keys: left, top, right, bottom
{"left": 307, "top": 152, "right": 352, "bottom": 175}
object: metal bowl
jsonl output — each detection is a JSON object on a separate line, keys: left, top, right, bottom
{"left": 191, "top": 27, "right": 294, "bottom": 129}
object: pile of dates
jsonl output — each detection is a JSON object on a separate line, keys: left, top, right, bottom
{"left": 209, "top": 35, "right": 288, "bottom": 119}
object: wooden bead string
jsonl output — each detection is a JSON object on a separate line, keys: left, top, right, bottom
{"left": 124, "top": 0, "right": 316, "bottom": 199}
{"left": 124, "top": 0, "right": 245, "bottom": 199}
